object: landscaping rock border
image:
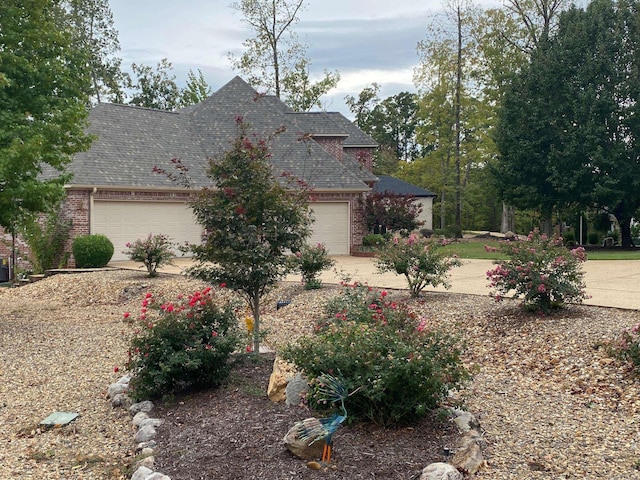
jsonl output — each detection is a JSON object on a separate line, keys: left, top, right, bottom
{"left": 107, "top": 376, "right": 171, "bottom": 480}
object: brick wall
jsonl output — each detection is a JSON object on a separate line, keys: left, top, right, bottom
{"left": 312, "top": 137, "right": 344, "bottom": 163}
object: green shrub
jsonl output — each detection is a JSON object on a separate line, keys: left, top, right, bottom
{"left": 587, "top": 232, "right": 600, "bottom": 245}
{"left": 21, "top": 212, "right": 72, "bottom": 273}
{"left": 72, "top": 234, "right": 114, "bottom": 268}
{"left": 362, "top": 234, "right": 386, "bottom": 247}
{"left": 562, "top": 231, "right": 576, "bottom": 246}
{"left": 124, "top": 286, "right": 241, "bottom": 401}
{"left": 282, "top": 284, "right": 470, "bottom": 426}
{"left": 289, "top": 243, "right": 335, "bottom": 289}
{"left": 486, "top": 229, "right": 588, "bottom": 314}
{"left": 123, "top": 233, "right": 175, "bottom": 277}
{"left": 375, "top": 234, "right": 462, "bottom": 297}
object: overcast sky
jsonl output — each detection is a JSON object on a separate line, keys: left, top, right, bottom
{"left": 109, "top": 0, "right": 497, "bottom": 117}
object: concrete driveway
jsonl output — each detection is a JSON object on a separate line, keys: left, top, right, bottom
{"left": 110, "top": 256, "right": 640, "bottom": 310}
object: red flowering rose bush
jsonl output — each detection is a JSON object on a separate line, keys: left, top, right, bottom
{"left": 486, "top": 229, "right": 588, "bottom": 314}
{"left": 282, "top": 282, "right": 470, "bottom": 426}
{"left": 375, "top": 234, "right": 462, "bottom": 298}
{"left": 124, "top": 287, "right": 241, "bottom": 400}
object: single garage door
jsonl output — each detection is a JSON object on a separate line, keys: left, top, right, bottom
{"left": 308, "top": 202, "right": 349, "bottom": 255}
{"left": 93, "top": 201, "right": 202, "bottom": 261}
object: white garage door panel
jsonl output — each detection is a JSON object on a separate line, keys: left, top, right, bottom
{"left": 308, "top": 202, "right": 349, "bottom": 255}
{"left": 93, "top": 201, "right": 202, "bottom": 261}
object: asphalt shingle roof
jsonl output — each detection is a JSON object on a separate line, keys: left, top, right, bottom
{"left": 65, "top": 77, "right": 376, "bottom": 192}
{"left": 373, "top": 175, "right": 436, "bottom": 197}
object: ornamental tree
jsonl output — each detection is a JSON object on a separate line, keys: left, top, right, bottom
{"left": 186, "top": 118, "right": 312, "bottom": 352}
{"left": 375, "top": 234, "right": 462, "bottom": 297}
{"left": 362, "top": 191, "right": 423, "bottom": 235}
{"left": 487, "top": 230, "right": 588, "bottom": 313}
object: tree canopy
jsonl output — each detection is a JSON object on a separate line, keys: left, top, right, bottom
{"left": 494, "top": 0, "right": 640, "bottom": 246}
{"left": 186, "top": 119, "right": 312, "bottom": 352}
{"left": 0, "top": 0, "right": 92, "bottom": 235}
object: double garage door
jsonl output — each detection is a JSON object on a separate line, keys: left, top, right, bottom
{"left": 93, "top": 201, "right": 349, "bottom": 261}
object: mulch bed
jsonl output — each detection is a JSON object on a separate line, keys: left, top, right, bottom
{"left": 153, "top": 353, "right": 460, "bottom": 480}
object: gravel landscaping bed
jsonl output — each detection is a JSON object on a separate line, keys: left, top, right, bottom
{"left": 1, "top": 270, "right": 640, "bottom": 479}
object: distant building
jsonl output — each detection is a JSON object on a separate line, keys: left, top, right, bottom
{"left": 372, "top": 176, "right": 436, "bottom": 231}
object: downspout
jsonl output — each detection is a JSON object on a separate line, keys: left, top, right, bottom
{"left": 89, "top": 187, "right": 97, "bottom": 234}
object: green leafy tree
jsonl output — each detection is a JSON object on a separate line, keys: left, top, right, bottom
{"left": 62, "top": 0, "right": 125, "bottom": 103}
{"left": 186, "top": 119, "right": 312, "bottom": 352}
{"left": 281, "top": 58, "right": 340, "bottom": 111}
{"left": 179, "top": 68, "right": 212, "bottom": 107}
{"left": 230, "top": 0, "right": 339, "bottom": 110}
{"left": 0, "top": 0, "right": 92, "bottom": 274}
{"left": 494, "top": 0, "right": 640, "bottom": 247}
{"left": 125, "top": 58, "right": 181, "bottom": 110}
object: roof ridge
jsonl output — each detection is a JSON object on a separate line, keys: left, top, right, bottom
{"left": 96, "top": 102, "right": 181, "bottom": 115}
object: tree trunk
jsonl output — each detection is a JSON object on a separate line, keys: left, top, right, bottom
{"left": 251, "top": 291, "right": 261, "bottom": 353}
{"left": 454, "top": 4, "right": 463, "bottom": 238}
{"left": 501, "top": 203, "right": 515, "bottom": 233}
{"left": 618, "top": 215, "right": 635, "bottom": 248}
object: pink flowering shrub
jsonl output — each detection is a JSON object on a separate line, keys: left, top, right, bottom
{"left": 123, "top": 233, "right": 175, "bottom": 277}
{"left": 610, "top": 323, "right": 640, "bottom": 372}
{"left": 282, "top": 282, "right": 470, "bottom": 425}
{"left": 125, "top": 287, "right": 241, "bottom": 400}
{"left": 375, "top": 234, "right": 462, "bottom": 297}
{"left": 486, "top": 229, "right": 588, "bottom": 314}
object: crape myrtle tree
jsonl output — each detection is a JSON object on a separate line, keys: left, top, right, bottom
{"left": 186, "top": 118, "right": 312, "bottom": 353}
{"left": 494, "top": 0, "right": 640, "bottom": 247}
{"left": 0, "top": 0, "right": 92, "bottom": 276}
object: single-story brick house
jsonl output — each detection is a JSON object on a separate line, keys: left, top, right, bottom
{"left": 372, "top": 175, "right": 436, "bottom": 231}
{"left": 3, "top": 77, "right": 380, "bottom": 264}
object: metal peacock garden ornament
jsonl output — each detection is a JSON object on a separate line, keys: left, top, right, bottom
{"left": 288, "top": 373, "right": 351, "bottom": 467}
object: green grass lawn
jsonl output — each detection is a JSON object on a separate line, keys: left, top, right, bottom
{"left": 441, "top": 238, "right": 640, "bottom": 261}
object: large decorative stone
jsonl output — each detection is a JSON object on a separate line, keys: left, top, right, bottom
{"left": 106, "top": 382, "right": 127, "bottom": 399}
{"left": 130, "top": 400, "right": 154, "bottom": 414}
{"left": 139, "top": 418, "right": 164, "bottom": 429}
{"left": 419, "top": 462, "right": 463, "bottom": 480}
{"left": 267, "top": 356, "right": 296, "bottom": 403}
{"left": 451, "top": 429, "right": 485, "bottom": 475}
{"left": 146, "top": 474, "right": 171, "bottom": 480}
{"left": 285, "top": 372, "right": 308, "bottom": 406}
{"left": 132, "top": 411, "right": 150, "bottom": 427}
{"left": 134, "top": 425, "right": 157, "bottom": 443}
{"left": 283, "top": 419, "right": 325, "bottom": 460}
{"left": 450, "top": 408, "right": 480, "bottom": 433}
{"left": 131, "top": 466, "right": 153, "bottom": 480}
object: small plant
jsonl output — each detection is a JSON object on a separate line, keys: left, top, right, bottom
{"left": 587, "top": 232, "right": 600, "bottom": 245}
{"left": 375, "top": 234, "right": 462, "bottom": 297}
{"left": 72, "top": 234, "right": 114, "bottom": 268}
{"left": 282, "top": 283, "right": 470, "bottom": 426}
{"left": 362, "top": 233, "right": 386, "bottom": 247}
{"left": 123, "top": 233, "right": 176, "bottom": 277}
{"left": 124, "top": 286, "right": 241, "bottom": 401}
{"left": 486, "top": 229, "right": 588, "bottom": 314}
{"left": 609, "top": 323, "right": 640, "bottom": 373}
{"left": 289, "top": 243, "right": 335, "bottom": 290}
